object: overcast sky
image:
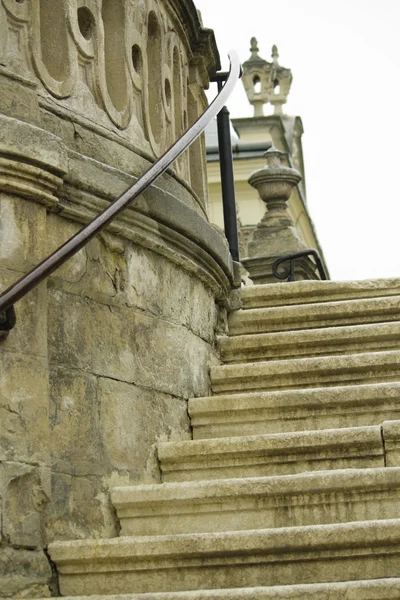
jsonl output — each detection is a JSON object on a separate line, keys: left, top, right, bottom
{"left": 195, "top": 0, "right": 400, "bottom": 281}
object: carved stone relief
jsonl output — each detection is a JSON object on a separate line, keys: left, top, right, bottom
{"left": 0, "top": 0, "right": 212, "bottom": 200}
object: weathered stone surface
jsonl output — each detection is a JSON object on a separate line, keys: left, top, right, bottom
{"left": 241, "top": 278, "right": 400, "bottom": 309}
{"left": 14, "top": 578, "right": 400, "bottom": 600}
{"left": 112, "top": 467, "right": 400, "bottom": 536}
{"left": 49, "top": 367, "right": 103, "bottom": 478}
{"left": 0, "top": 2, "right": 228, "bottom": 596}
{"left": 0, "top": 267, "right": 47, "bottom": 360}
{"left": 190, "top": 382, "right": 400, "bottom": 438}
{"left": 0, "top": 462, "right": 50, "bottom": 547}
{"left": 0, "top": 547, "right": 51, "bottom": 598}
{"left": 48, "top": 289, "right": 214, "bottom": 399}
{"left": 382, "top": 420, "right": 400, "bottom": 467}
{"left": 158, "top": 426, "right": 383, "bottom": 482}
{"left": 219, "top": 322, "right": 400, "bottom": 363}
{"left": 125, "top": 246, "right": 219, "bottom": 344}
{"left": 98, "top": 377, "right": 191, "bottom": 479}
{"left": 0, "top": 195, "right": 48, "bottom": 271}
{"left": 49, "top": 520, "right": 400, "bottom": 594}
{"left": 45, "top": 471, "right": 108, "bottom": 543}
{"left": 0, "top": 352, "right": 49, "bottom": 464}
{"left": 229, "top": 295, "right": 400, "bottom": 335}
{"left": 210, "top": 350, "right": 400, "bottom": 394}
{"left": 0, "top": 70, "right": 40, "bottom": 125}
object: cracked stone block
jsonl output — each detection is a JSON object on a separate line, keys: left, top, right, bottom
{"left": 98, "top": 376, "right": 191, "bottom": 481}
{"left": 0, "top": 547, "right": 51, "bottom": 598}
{"left": 48, "top": 290, "right": 214, "bottom": 399}
{"left": 49, "top": 367, "right": 104, "bottom": 478}
{"left": 0, "top": 462, "right": 50, "bottom": 548}
{"left": 46, "top": 470, "right": 107, "bottom": 542}
{"left": 0, "top": 352, "right": 49, "bottom": 464}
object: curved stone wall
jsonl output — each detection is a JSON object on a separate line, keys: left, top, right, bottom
{"left": 0, "top": 1, "right": 232, "bottom": 596}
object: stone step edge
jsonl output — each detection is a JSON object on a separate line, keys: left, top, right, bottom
{"left": 219, "top": 321, "right": 400, "bottom": 362}
{"left": 24, "top": 578, "right": 400, "bottom": 600}
{"left": 210, "top": 350, "right": 400, "bottom": 394}
{"left": 229, "top": 295, "right": 400, "bottom": 335}
{"left": 190, "top": 381, "right": 400, "bottom": 418}
{"left": 111, "top": 466, "right": 400, "bottom": 513}
{"left": 49, "top": 518, "right": 400, "bottom": 563}
{"left": 240, "top": 278, "right": 400, "bottom": 309}
{"left": 157, "top": 425, "right": 383, "bottom": 474}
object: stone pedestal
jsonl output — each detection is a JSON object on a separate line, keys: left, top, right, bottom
{"left": 242, "top": 148, "right": 318, "bottom": 284}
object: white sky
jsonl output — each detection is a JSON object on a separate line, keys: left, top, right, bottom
{"left": 195, "top": 0, "right": 400, "bottom": 281}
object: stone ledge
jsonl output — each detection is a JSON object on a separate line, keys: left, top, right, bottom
{"left": 111, "top": 467, "right": 400, "bottom": 536}
{"left": 157, "top": 425, "right": 383, "bottom": 482}
{"left": 241, "top": 278, "right": 400, "bottom": 310}
{"left": 219, "top": 321, "right": 400, "bottom": 363}
{"left": 49, "top": 519, "right": 400, "bottom": 594}
{"left": 229, "top": 295, "right": 400, "bottom": 335}
{"left": 210, "top": 350, "right": 400, "bottom": 394}
{"left": 17, "top": 577, "right": 400, "bottom": 600}
{"left": 189, "top": 382, "right": 400, "bottom": 438}
{"left": 14, "top": 578, "right": 400, "bottom": 600}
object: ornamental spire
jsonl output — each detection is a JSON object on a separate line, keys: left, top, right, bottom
{"left": 242, "top": 40, "right": 293, "bottom": 116}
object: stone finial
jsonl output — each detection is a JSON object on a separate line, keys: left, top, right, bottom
{"left": 242, "top": 38, "right": 274, "bottom": 117}
{"left": 250, "top": 37, "right": 259, "bottom": 55}
{"left": 242, "top": 147, "right": 314, "bottom": 284}
{"left": 270, "top": 45, "right": 292, "bottom": 116}
{"left": 242, "top": 39, "right": 292, "bottom": 117}
{"left": 271, "top": 45, "right": 279, "bottom": 65}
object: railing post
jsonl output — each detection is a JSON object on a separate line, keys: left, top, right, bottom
{"left": 212, "top": 76, "right": 240, "bottom": 262}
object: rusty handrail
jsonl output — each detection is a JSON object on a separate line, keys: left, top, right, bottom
{"left": 0, "top": 51, "right": 241, "bottom": 331}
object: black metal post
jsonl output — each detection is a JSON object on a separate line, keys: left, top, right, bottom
{"left": 213, "top": 77, "right": 240, "bottom": 262}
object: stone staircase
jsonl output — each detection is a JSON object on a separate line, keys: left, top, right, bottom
{"left": 48, "top": 279, "right": 400, "bottom": 598}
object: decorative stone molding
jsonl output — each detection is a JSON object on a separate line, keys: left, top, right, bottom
{"left": 0, "top": 114, "right": 68, "bottom": 207}
{"left": 0, "top": 0, "right": 218, "bottom": 200}
{"left": 0, "top": 1, "right": 232, "bottom": 296}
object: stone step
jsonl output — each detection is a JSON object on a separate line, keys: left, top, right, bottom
{"left": 49, "top": 519, "right": 400, "bottom": 595}
{"left": 241, "top": 278, "right": 400, "bottom": 310}
{"left": 189, "top": 382, "right": 400, "bottom": 439}
{"left": 210, "top": 350, "right": 400, "bottom": 394}
{"left": 112, "top": 467, "right": 400, "bottom": 537}
{"left": 23, "top": 579, "right": 400, "bottom": 600}
{"left": 229, "top": 295, "right": 400, "bottom": 335}
{"left": 157, "top": 426, "right": 383, "bottom": 482}
{"left": 219, "top": 322, "right": 400, "bottom": 363}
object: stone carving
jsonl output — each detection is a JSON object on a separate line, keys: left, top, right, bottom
{"left": 242, "top": 147, "right": 317, "bottom": 283}
{"left": 0, "top": 0, "right": 211, "bottom": 196}
{"left": 242, "top": 38, "right": 292, "bottom": 116}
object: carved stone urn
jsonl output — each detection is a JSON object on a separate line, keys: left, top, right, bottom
{"left": 242, "top": 147, "right": 318, "bottom": 284}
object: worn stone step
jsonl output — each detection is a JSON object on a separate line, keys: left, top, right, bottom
{"left": 229, "top": 295, "right": 400, "bottom": 335}
{"left": 157, "top": 426, "right": 383, "bottom": 482}
{"left": 49, "top": 519, "right": 400, "bottom": 595}
{"left": 210, "top": 350, "right": 400, "bottom": 394}
{"left": 189, "top": 382, "right": 400, "bottom": 439}
{"left": 219, "top": 322, "right": 400, "bottom": 363}
{"left": 30, "top": 579, "right": 400, "bottom": 599}
{"left": 241, "top": 278, "right": 400, "bottom": 310}
{"left": 112, "top": 467, "right": 400, "bottom": 536}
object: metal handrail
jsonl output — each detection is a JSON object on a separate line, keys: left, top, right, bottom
{"left": 272, "top": 249, "right": 328, "bottom": 282}
{"left": 0, "top": 51, "right": 241, "bottom": 331}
